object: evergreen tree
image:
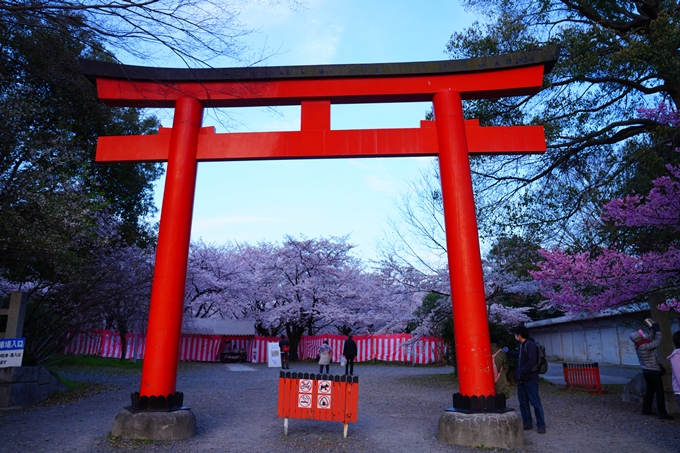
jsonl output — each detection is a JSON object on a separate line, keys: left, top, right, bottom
{"left": 448, "top": 0, "right": 680, "bottom": 247}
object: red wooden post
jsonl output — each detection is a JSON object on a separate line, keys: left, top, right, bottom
{"left": 433, "top": 89, "right": 495, "bottom": 398}
{"left": 301, "top": 100, "right": 331, "bottom": 130}
{"left": 140, "top": 97, "right": 204, "bottom": 399}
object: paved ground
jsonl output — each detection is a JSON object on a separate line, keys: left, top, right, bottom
{"left": 0, "top": 361, "right": 678, "bottom": 453}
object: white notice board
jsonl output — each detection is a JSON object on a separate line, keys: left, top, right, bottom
{"left": 267, "top": 342, "right": 281, "bottom": 368}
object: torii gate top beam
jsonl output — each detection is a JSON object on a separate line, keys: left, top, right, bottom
{"left": 80, "top": 46, "right": 559, "bottom": 108}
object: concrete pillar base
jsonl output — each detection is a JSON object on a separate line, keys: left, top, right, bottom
{"left": 438, "top": 410, "right": 524, "bottom": 448}
{"left": 112, "top": 409, "right": 196, "bottom": 440}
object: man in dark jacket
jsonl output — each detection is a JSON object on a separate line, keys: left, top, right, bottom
{"left": 343, "top": 334, "right": 357, "bottom": 375}
{"left": 279, "top": 335, "right": 290, "bottom": 369}
{"left": 506, "top": 325, "right": 546, "bottom": 434}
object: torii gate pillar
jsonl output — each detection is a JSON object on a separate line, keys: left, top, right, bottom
{"left": 434, "top": 89, "right": 494, "bottom": 397}
{"left": 141, "top": 97, "right": 203, "bottom": 398}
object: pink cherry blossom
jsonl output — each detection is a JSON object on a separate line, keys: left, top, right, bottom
{"left": 533, "top": 150, "right": 679, "bottom": 313}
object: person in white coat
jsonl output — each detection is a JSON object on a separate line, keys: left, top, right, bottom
{"left": 668, "top": 330, "right": 680, "bottom": 412}
{"left": 317, "top": 340, "right": 332, "bottom": 374}
{"left": 630, "top": 319, "right": 672, "bottom": 419}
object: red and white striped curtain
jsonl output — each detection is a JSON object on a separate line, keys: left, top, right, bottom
{"left": 62, "top": 330, "right": 104, "bottom": 356}
{"left": 300, "top": 334, "right": 446, "bottom": 364}
{"left": 299, "top": 334, "right": 346, "bottom": 362}
{"left": 178, "top": 334, "right": 222, "bottom": 362}
{"left": 410, "top": 336, "right": 446, "bottom": 365}
{"left": 63, "top": 331, "right": 446, "bottom": 364}
{"left": 249, "top": 336, "right": 279, "bottom": 363}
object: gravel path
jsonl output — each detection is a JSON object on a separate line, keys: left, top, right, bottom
{"left": 1, "top": 361, "right": 679, "bottom": 453}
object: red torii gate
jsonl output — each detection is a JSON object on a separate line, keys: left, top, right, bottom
{"left": 81, "top": 46, "right": 558, "bottom": 413}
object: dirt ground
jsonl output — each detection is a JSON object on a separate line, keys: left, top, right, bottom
{"left": 1, "top": 361, "right": 679, "bottom": 453}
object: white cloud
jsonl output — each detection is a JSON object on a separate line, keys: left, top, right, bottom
{"left": 236, "top": 0, "right": 345, "bottom": 66}
{"left": 293, "top": 23, "right": 343, "bottom": 64}
{"left": 238, "top": 1, "right": 299, "bottom": 29}
{"left": 366, "top": 175, "right": 397, "bottom": 193}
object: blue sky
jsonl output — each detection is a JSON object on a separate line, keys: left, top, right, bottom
{"left": 149, "top": 0, "right": 477, "bottom": 261}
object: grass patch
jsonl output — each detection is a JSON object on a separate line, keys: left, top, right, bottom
{"left": 45, "top": 354, "right": 144, "bottom": 370}
{"left": 397, "top": 371, "right": 458, "bottom": 388}
{"left": 56, "top": 375, "right": 85, "bottom": 391}
{"left": 45, "top": 354, "right": 200, "bottom": 378}
{"left": 34, "top": 381, "right": 115, "bottom": 407}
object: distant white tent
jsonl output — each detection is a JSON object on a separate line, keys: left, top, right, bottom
{"left": 182, "top": 317, "right": 255, "bottom": 336}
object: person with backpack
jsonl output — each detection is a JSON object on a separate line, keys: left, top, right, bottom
{"left": 504, "top": 325, "right": 547, "bottom": 434}
{"left": 490, "top": 333, "right": 509, "bottom": 399}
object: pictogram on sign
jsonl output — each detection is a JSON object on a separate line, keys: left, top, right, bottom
{"left": 317, "top": 395, "right": 331, "bottom": 409}
{"left": 318, "top": 380, "right": 331, "bottom": 394}
{"left": 298, "top": 394, "right": 312, "bottom": 408}
{"left": 299, "top": 379, "right": 313, "bottom": 393}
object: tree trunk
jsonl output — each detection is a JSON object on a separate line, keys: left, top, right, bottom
{"left": 118, "top": 326, "right": 129, "bottom": 360}
{"left": 287, "top": 325, "right": 305, "bottom": 362}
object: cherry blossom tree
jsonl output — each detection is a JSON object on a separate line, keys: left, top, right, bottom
{"left": 378, "top": 250, "right": 533, "bottom": 340}
{"left": 256, "top": 235, "right": 371, "bottom": 360}
{"left": 483, "top": 260, "right": 534, "bottom": 327}
{"left": 532, "top": 162, "right": 680, "bottom": 313}
{"left": 98, "top": 244, "right": 155, "bottom": 359}
{"left": 184, "top": 240, "right": 253, "bottom": 319}
{"left": 180, "top": 229, "right": 536, "bottom": 363}
{"left": 181, "top": 236, "right": 414, "bottom": 357}
{"left": 331, "top": 269, "right": 418, "bottom": 336}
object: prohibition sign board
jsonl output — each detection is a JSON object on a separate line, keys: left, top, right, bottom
{"left": 299, "top": 380, "right": 313, "bottom": 394}
{"left": 298, "top": 394, "right": 312, "bottom": 408}
{"left": 318, "top": 380, "right": 332, "bottom": 394}
{"left": 317, "top": 395, "right": 331, "bottom": 409}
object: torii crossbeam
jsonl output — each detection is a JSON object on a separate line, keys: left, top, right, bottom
{"left": 81, "top": 46, "right": 559, "bottom": 414}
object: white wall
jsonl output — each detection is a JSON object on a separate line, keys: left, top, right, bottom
{"left": 530, "top": 316, "right": 680, "bottom": 366}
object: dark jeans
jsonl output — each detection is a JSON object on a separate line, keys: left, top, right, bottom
{"left": 319, "top": 364, "right": 329, "bottom": 374}
{"left": 281, "top": 353, "right": 289, "bottom": 369}
{"left": 517, "top": 380, "right": 545, "bottom": 428}
{"left": 642, "top": 370, "right": 668, "bottom": 415}
{"left": 345, "top": 356, "right": 355, "bottom": 375}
